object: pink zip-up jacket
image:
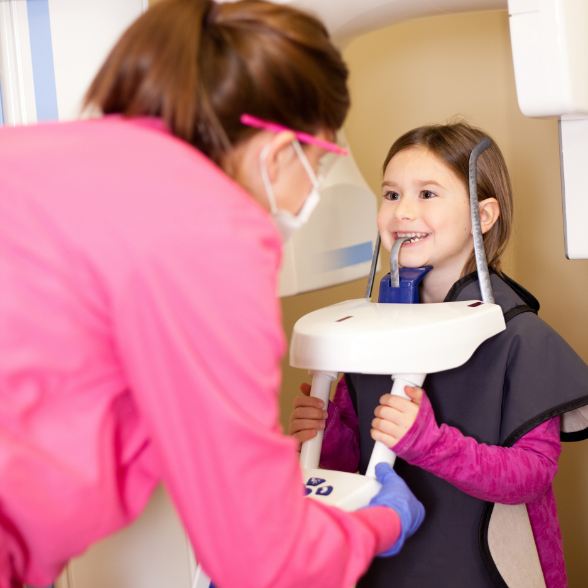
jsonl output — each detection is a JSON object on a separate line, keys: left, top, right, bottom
{"left": 0, "top": 117, "right": 400, "bottom": 587}
{"left": 322, "top": 378, "right": 564, "bottom": 587}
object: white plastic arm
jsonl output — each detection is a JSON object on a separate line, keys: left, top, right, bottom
{"left": 191, "top": 566, "right": 211, "bottom": 588}
{"left": 299, "top": 370, "right": 338, "bottom": 469}
{"left": 365, "top": 373, "right": 426, "bottom": 479}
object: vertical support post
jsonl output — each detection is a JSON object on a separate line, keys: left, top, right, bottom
{"left": 299, "top": 371, "right": 338, "bottom": 470}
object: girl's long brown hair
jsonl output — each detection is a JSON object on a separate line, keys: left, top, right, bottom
{"left": 84, "top": 0, "right": 349, "bottom": 165}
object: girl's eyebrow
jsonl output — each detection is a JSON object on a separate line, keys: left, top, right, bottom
{"left": 418, "top": 180, "right": 445, "bottom": 189}
{"left": 381, "top": 179, "right": 445, "bottom": 189}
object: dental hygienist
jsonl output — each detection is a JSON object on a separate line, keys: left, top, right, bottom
{"left": 0, "top": 1, "right": 424, "bottom": 587}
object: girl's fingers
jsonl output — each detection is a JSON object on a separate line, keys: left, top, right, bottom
{"left": 405, "top": 385, "right": 424, "bottom": 405}
{"left": 374, "top": 404, "right": 407, "bottom": 424}
{"left": 376, "top": 405, "right": 418, "bottom": 433}
{"left": 293, "top": 395, "right": 324, "bottom": 410}
{"left": 289, "top": 388, "right": 327, "bottom": 436}
{"left": 370, "top": 388, "right": 424, "bottom": 447}
{"left": 291, "top": 417, "right": 326, "bottom": 432}
{"left": 371, "top": 426, "right": 401, "bottom": 447}
{"left": 378, "top": 393, "right": 412, "bottom": 411}
{"left": 292, "top": 404, "right": 327, "bottom": 420}
{"left": 380, "top": 388, "right": 425, "bottom": 408}
{"left": 371, "top": 415, "right": 404, "bottom": 437}
{"left": 294, "top": 429, "right": 319, "bottom": 448}
{"left": 300, "top": 382, "right": 312, "bottom": 395}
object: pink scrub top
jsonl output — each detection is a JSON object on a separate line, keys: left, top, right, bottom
{"left": 0, "top": 117, "right": 399, "bottom": 587}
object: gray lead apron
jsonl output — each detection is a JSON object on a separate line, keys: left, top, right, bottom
{"left": 348, "top": 272, "right": 588, "bottom": 587}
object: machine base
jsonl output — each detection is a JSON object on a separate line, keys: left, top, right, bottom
{"left": 303, "top": 468, "right": 381, "bottom": 511}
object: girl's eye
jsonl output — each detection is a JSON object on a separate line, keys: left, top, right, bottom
{"left": 420, "top": 189, "right": 437, "bottom": 200}
{"left": 383, "top": 191, "right": 399, "bottom": 201}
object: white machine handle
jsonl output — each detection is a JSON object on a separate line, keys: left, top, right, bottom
{"left": 191, "top": 565, "right": 212, "bottom": 588}
{"left": 365, "top": 373, "right": 426, "bottom": 479}
{"left": 299, "top": 370, "right": 338, "bottom": 469}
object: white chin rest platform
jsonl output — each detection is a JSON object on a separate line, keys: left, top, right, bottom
{"left": 290, "top": 299, "right": 505, "bottom": 375}
{"left": 292, "top": 299, "right": 506, "bottom": 509}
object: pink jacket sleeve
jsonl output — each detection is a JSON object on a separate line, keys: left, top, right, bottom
{"left": 111, "top": 209, "right": 400, "bottom": 587}
{"left": 393, "top": 392, "right": 561, "bottom": 503}
{"left": 320, "top": 377, "right": 360, "bottom": 472}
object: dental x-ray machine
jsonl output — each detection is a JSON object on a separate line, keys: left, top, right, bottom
{"left": 293, "top": 140, "right": 507, "bottom": 510}
{"left": 1, "top": 1, "right": 587, "bottom": 587}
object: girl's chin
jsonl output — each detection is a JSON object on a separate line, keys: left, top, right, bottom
{"left": 402, "top": 263, "right": 429, "bottom": 270}
{"left": 397, "top": 244, "right": 429, "bottom": 262}
{"left": 399, "top": 253, "right": 430, "bottom": 268}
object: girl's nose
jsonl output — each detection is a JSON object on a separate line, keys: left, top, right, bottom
{"left": 395, "top": 197, "right": 417, "bottom": 221}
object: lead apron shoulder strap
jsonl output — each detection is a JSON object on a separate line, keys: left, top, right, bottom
{"left": 487, "top": 302, "right": 546, "bottom": 588}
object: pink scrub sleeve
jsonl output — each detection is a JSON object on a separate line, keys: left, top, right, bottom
{"left": 101, "top": 142, "right": 399, "bottom": 586}
{"left": 110, "top": 222, "right": 399, "bottom": 587}
{"left": 0, "top": 117, "right": 400, "bottom": 587}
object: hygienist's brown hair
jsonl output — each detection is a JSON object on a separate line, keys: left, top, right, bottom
{"left": 383, "top": 122, "right": 513, "bottom": 275}
{"left": 85, "top": 0, "right": 349, "bottom": 166}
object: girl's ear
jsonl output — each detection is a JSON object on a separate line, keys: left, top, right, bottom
{"left": 479, "top": 197, "right": 500, "bottom": 234}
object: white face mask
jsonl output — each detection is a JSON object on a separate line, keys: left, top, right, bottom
{"left": 259, "top": 141, "right": 321, "bottom": 241}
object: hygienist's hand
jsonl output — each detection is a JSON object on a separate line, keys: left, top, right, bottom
{"left": 371, "top": 386, "right": 423, "bottom": 448}
{"left": 369, "top": 463, "right": 425, "bottom": 556}
{"left": 288, "top": 382, "right": 327, "bottom": 449}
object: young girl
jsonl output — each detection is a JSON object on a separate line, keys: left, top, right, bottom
{"left": 290, "top": 122, "right": 588, "bottom": 587}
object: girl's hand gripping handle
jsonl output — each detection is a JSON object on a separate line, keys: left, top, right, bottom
{"left": 365, "top": 373, "right": 425, "bottom": 478}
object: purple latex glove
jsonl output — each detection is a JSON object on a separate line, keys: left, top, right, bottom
{"left": 369, "top": 462, "right": 425, "bottom": 556}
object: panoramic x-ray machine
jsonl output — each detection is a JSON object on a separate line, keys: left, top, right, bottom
{"left": 294, "top": 140, "right": 506, "bottom": 509}
{"left": 1, "top": 1, "right": 588, "bottom": 587}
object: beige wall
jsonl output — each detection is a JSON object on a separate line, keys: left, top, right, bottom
{"left": 280, "top": 9, "right": 588, "bottom": 586}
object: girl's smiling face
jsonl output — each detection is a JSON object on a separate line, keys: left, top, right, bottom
{"left": 377, "top": 145, "right": 474, "bottom": 285}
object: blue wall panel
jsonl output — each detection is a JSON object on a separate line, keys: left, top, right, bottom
{"left": 27, "top": 0, "right": 59, "bottom": 120}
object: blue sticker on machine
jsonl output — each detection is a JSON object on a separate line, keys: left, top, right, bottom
{"left": 322, "top": 241, "right": 373, "bottom": 270}
{"left": 315, "top": 485, "right": 333, "bottom": 496}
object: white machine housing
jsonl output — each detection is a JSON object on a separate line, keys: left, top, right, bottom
{"left": 508, "top": 0, "right": 588, "bottom": 259}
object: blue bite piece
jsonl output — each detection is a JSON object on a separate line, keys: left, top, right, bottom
{"left": 378, "top": 266, "right": 432, "bottom": 304}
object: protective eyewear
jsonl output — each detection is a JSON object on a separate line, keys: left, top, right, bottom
{"left": 240, "top": 113, "right": 348, "bottom": 156}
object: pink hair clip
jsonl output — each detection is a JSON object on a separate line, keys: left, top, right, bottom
{"left": 240, "top": 113, "right": 348, "bottom": 156}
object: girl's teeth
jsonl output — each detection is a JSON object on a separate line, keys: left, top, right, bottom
{"left": 398, "top": 232, "right": 428, "bottom": 243}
